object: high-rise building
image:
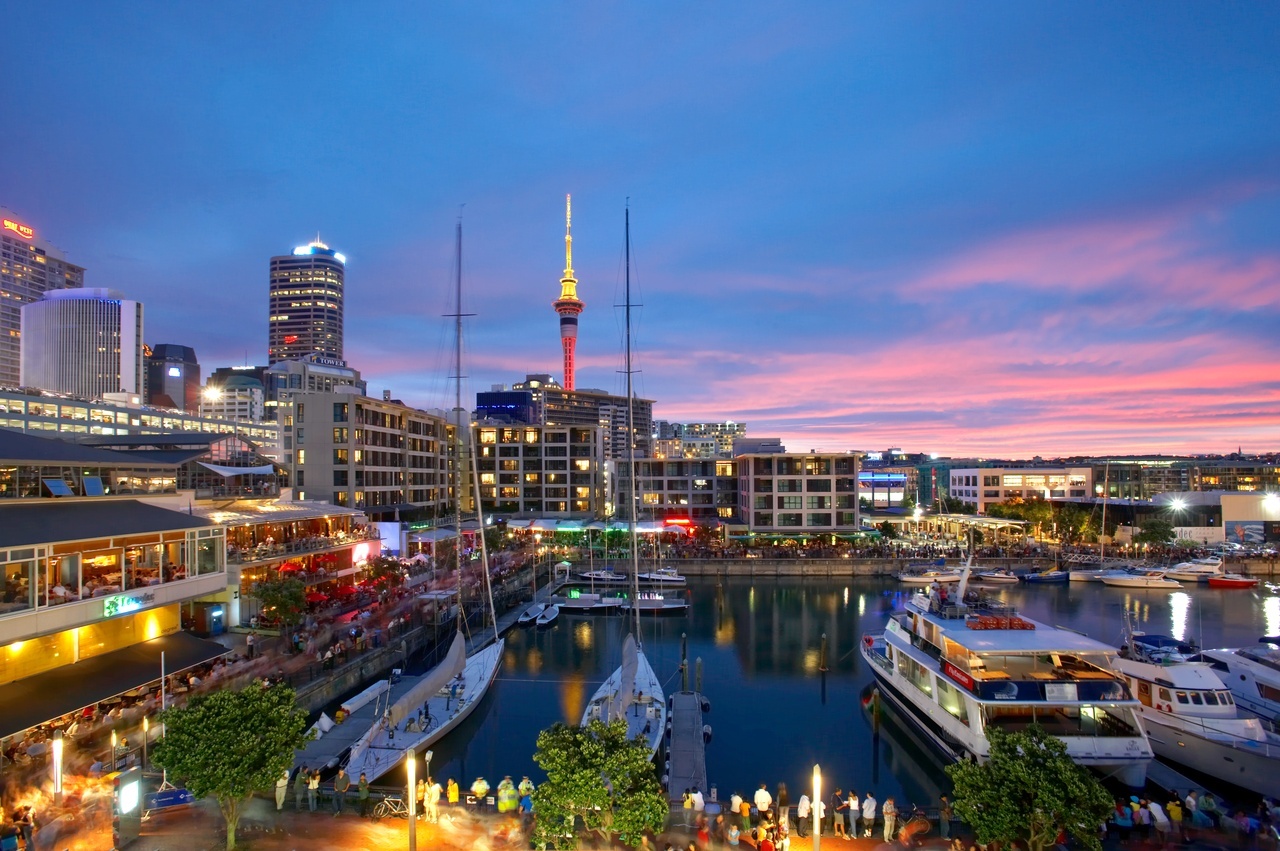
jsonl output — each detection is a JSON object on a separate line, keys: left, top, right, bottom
{"left": 0, "top": 210, "right": 85, "bottom": 386}
{"left": 20, "top": 288, "right": 143, "bottom": 399}
{"left": 268, "top": 239, "right": 345, "bottom": 365}
{"left": 552, "top": 196, "right": 584, "bottom": 391}
{"left": 146, "top": 344, "right": 201, "bottom": 411}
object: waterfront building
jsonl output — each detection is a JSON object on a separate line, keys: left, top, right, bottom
{"left": 20, "top": 288, "right": 144, "bottom": 398}
{"left": 948, "top": 465, "right": 1092, "bottom": 514}
{"left": 0, "top": 210, "right": 85, "bottom": 387}
{"left": 475, "top": 423, "right": 604, "bottom": 518}
{"left": 622, "top": 457, "right": 737, "bottom": 524}
{"left": 145, "top": 344, "right": 200, "bottom": 412}
{"left": 474, "top": 388, "right": 536, "bottom": 425}
{"left": 732, "top": 437, "right": 784, "bottom": 456}
{"left": 737, "top": 452, "right": 862, "bottom": 532}
{"left": 268, "top": 239, "right": 345, "bottom": 364}
{"left": 199, "top": 374, "right": 266, "bottom": 423}
{"left": 652, "top": 436, "right": 719, "bottom": 459}
{"left": 288, "top": 390, "right": 452, "bottom": 520}
{"left": 506, "top": 374, "right": 653, "bottom": 461}
{"left": 552, "top": 195, "right": 585, "bottom": 391}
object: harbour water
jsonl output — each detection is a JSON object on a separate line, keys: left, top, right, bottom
{"left": 414, "top": 576, "right": 1279, "bottom": 807}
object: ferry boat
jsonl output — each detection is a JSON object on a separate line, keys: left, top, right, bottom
{"left": 898, "top": 569, "right": 962, "bottom": 585}
{"left": 1113, "top": 626, "right": 1280, "bottom": 799}
{"left": 1192, "top": 640, "right": 1280, "bottom": 723}
{"left": 637, "top": 567, "right": 687, "bottom": 585}
{"left": 860, "top": 592, "right": 1152, "bottom": 787}
{"left": 1101, "top": 570, "right": 1182, "bottom": 589}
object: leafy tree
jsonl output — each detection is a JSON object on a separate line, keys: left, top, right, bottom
{"left": 934, "top": 497, "right": 977, "bottom": 515}
{"left": 531, "top": 719, "right": 667, "bottom": 849}
{"left": 946, "top": 726, "right": 1112, "bottom": 851}
{"left": 1133, "top": 517, "right": 1175, "bottom": 545}
{"left": 877, "top": 521, "right": 899, "bottom": 540}
{"left": 250, "top": 576, "right": 305, "bottom": 628}
{"left": 363, "top": 555, "right": 406, "bottom": 589}
{"left": 1054, "top": 503, "right": 1094, "bottom": 545}
{"left": 152, "top": 684, "right": 311, "bottom": 849}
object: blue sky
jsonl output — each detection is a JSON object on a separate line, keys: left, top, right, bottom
{"left": 3, "top": 2, "right": 1278, "bottom": 456}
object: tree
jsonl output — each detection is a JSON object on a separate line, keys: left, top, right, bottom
{"left": 531, "top": 720, "right": 667, "bottom": 849}
{"left": 877, "top": 521, "right": 899, "bottom": 540}
{"left": 250, "top": 576, "right": 305, "bottom": 628}
{"left": 363, "top": 555, "right": 406, "bottom": 589}
{"left": 152, "top": 684, "right": 311, "bottom": 849}
{"left": 1133, "top": 517, "right": 1175, "bottom": 545}
{"left": 946, "top": 726, "right": 1113, "bottom": 851}
{"left": 1054, "top": 503, "right": 1094, "bottom": 545}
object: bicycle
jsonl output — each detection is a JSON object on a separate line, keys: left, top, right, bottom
{"left": 373, "top": 795, "right": 410, "bottom": 819}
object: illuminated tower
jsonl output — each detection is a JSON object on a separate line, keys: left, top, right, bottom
{"left": 553, "top": 195, "right": 585, "bottom": 391}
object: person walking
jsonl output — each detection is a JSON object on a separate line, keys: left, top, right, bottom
{"left": 883, "top": 797, "right": 898, "bottom": 842}
{"left": 939, "top": 796, "right": 954, "bottom": 840}
{"left": 332, "top": 767, "right": 351, "bottom": 815}
{"left": 427, "top": 776, "right": 443, "bottom": 823}
{"left": 862, "top": 791, "right": 878, "bottom": 838}
{"left": 294, "top": 766, "right": 308, "bottom": 811}
{"left": 275, "top": 768, "right": 289, "bottom": 811}
{"left": 307, "top": 769, "right": 320, "bottom": 812}
{"left": 357, "top": 774, "right": 371, "bottom": 818}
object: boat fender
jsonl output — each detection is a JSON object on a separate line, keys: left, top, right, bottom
{"left": 662, "top": 774, "right": 669, "bottom": 786}
{"left": 700, "top": 697, "right": 711, "bottom": 713}
{"left": 703, "top": 725, "right": 712, "bottom": 743}
{"left": 664, "top": 760, "right": 671, "bottom": 772}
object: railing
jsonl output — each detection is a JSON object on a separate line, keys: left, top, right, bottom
{"left": 227, "top": 529, "right": 381, "bottom": 564}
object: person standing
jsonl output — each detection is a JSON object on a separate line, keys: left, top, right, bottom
{"left": 813, "top": 797, "right": 826, "bottom": 839}
{"left": 1148, "top": 798, "right": 1170, "bottom": 845}
{"left": 357, "top": 774, "right": 371, "bottom": 818}
{"left": 275, "top": 769, "right": 289, "bottom": 811}
{"left": 730, "top": 792, "right": 744, "bottom": 828}
{"left": 777, "top": 782, "right": 790, "bottom": 830}
{"left": 939, "top": 796, "right": 954, "bottom": 840}
{"left": 1166, "top": 797, "right": 1184, "bottom": 842}
{"left": 14, "top": 807, "right": 33, "bottom": 850}
{"left": 518, "top": 776, "right": 535, "bottom": 799}
{"left": 862, "top": 791, "right": 878, "bottom": 838}
{"left": 246, "top": 630, "right": 257, "bottom": 660}
{"left": 692, "top": 787, "right": 705, "bottom": 815}
{"left": 332, "top": 767, "right": 351, "bottom": 815}
{"left": 427, "top": 776, "right": 443, "bottom": 823}
{"left": 754, "top": 784, "right": 773, "bottom": 827}
{"left": 795, "top": 795, "right": 811, "bottom": 839}
{"left": 471, "top": 776, "right": 490, "bottom": 807}
{"left": 883, "top": 797, "right": 898, "bottom": 842}
{"left": 295, "top": 766, "right": 308, "bottom": 811}
{"left": 416, "top": 777, "right": 427, "bottom": 817}
{"left": 447, "top": 777, "right": 460, "bottom": 806}
{"left": 307, "top": 769, "right": 320, "bottom": 812}
{"left": 831, "top": 788, "right": 848, "bottom": 838}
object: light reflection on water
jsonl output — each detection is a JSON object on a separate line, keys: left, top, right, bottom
{"left": 420, "top": 576, "right": 1273, "bottom": 806}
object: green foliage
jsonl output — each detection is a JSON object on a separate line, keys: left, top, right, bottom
{"left": 1055, "top": 504, "right": 1095, "bottom": 545}
{"left": 935, "top": 497, "right": 977, "bottom": 515}
{"left": 363, "top": 555, "right": 406, "bottom": 589}
{"left": 531, "top": 719, "right": 667, "bottom": 849}
{"left": 1133, "top": 518, "right": 1175, "bottom": 545}
{"left": 250, "top": 576, "right": 306, "bottom": 628}
{"left": 152, "top": 684, "right": 311, "bottom": 849}
{"left": 946, "top": 726, "right": 1113, "bottom": 851}
{"left": 988, "top": 497, "right": 1053, "bottom": 534}
{"left": 877, "top": 521, "right": 899, "bottom": 540}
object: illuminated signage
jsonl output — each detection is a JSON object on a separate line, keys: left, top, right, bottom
{"left": 283, "top": 335, "right": 299, "bottom": 345}
{"left": 118, "top": 779, "right": 140, "bottom": 814}
{"left": 942, "top": 660, "right": 975, "bottom": 692}
{"left": 103, "top": 591, "right": 157, "bottom": 619}
{"left": 2, "top": 219, "right": 34, "bottom": 240}
{"left": 167, "top": 366, "right": 181, "bottom": 378}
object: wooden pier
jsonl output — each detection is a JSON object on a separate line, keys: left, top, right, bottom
{"left": 665, "top": 691, "right": 709, "bottom": 801}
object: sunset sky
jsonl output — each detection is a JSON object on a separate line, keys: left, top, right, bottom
{"left": 4, "top": 3, "right": 1278, "bottom": 458}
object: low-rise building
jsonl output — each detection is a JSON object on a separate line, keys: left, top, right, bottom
{"left": 948, "top": 465, "right": 1092, "bottom": 514}
{"left": 475, "top": 423, "right": 604, "bottom": 517}
{"left": 737, "top": 452, "right": 862, "bottom": 532}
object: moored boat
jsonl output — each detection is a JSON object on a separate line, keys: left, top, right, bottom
{"left": 516, "top": 602, "right": 547, "bottom": 627}
{"left": 578, "top": 569, "right": 630, "bottom": 585}
{"left": 536, "top": 603, "right": 560, "bottom": 628}
{"left": 1207, "top": 573, "right": 1259, "bottom": 589}
{"left": 1101, "top": 570, "right": 1182, "bottom": 589}
{"left": 1165, "top": 561, "right": 1223, "bottom": 582}
{"left": 619, "top": 591, "right": 689, "bottom": 615}
{"left": 898, "top": 569, "right": 962, "bottom": 585}
{"left": 1021, "top": 569, "right": 1069, "bottom": 584}
{"left": 1191, "top": 640, "right": 1280, "bottom": 723}
{"left": 973, "top": 569, "right": 1020, "bottom": 584}
{"left": 637, "top": 567, "right": 686, "bottom": 585}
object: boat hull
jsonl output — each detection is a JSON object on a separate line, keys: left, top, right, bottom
{"left": 1101, "top": 578, "right": 1182, "bottom": 589}
{"left": 1207, "top": 576, "right": 1258, "bottom": 589}
{"left": 582, "top": 647, "right": 666, "bottom": 758}
{"left": 1141, "top": 714, "right": 1280, "bottom": 799}
{"left": 1022, "top": 571, "right": 1068, "bottom": 584}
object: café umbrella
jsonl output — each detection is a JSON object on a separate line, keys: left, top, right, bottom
{"left": 304, "top": 591, "right": 329, "bottom": 604}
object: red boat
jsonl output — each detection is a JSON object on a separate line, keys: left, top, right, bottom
{"left": 1208, "top": 574, "right": 1259, "bottom": 588}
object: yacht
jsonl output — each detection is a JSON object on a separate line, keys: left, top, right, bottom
{"left": 1112, "top": 627, "right": 1280, "bottom": 799}
{"left": 637, "top": 567, "right": 687, "bottom": 585}
{"left": 1192, "top": 641, "right": 1280, "bottom": 724}
{"left": 1165, "top": 561, "right": 1224, "bottom": 582}
{"left": 860, "top": 591, "right": 1152, "bottom": 787}
{"left": 578, "top": 569, "right": 630, "bottom": 585}
{"left": 1021, "top": 568, "right": 1069, "bottom": 584}
{"left": 898, "top": 569, "right": 962, "bottom": 585}
{"left": 1101, "top": 570, "right": 1182, "bottom": 589}
{"left": 973, "top": 569, "right": 1020, "bottom": 585}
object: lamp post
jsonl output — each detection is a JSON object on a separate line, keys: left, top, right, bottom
{"left": 111, "top": 730, "right": 118, "bottom": 772}
{"left": 142, "top": 716, "right": 149, "bottom": 771}
{"left": 425, "top": 750, "right": 434, "bottom": 822}
{"left": 812, "top": 764, "right": 821, "bottom": 851}
{"left": 406, "top": 749, "right": 417, "bottom": 851}
{"left": 51, "top": 730, "right": 64, "bottom": 805}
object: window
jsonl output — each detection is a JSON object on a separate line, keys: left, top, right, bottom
{"left": 1189, "top": 692, "right": 1203, "bottom": 705}
{"left": 1175, "top": 691, "right": 1189, "bottom": 704}
{"left": 334, "top": 470, "right": 348, "bottom": 486}
{"left": 779, "top": 496, "right": 802, "bottom": 510}
{"left": 333, "top": 428, "right": 348, "bottom": 443}
{"left": 296, "top": 471, "right": 305, "bottom": 487}
{"left": 334, "top": 402, "right": 348, "bottom": 422}
{"left": 296, "top": 449, "right": 306, "bottom": 464}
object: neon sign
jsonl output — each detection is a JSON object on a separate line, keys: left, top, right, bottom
{"left": 103, "top": 591, "right": 156, "bottom": 619}
{"left": 2, "top": 219, "right": 34, "bottom": 240}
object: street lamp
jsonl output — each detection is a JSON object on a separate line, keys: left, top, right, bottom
{"left": 425, "top": 749, "right": 434, "bottom": 822}
{"left": 406, "top": 748, "right": 417, "bottom": 851}
{"left": 813, "top": 764, "right": 822, "bottom": 851}
{"left": 51, "top": 730, "right": 64, "bottom": 805}
{"left": 111, "top": 730, "right": 118, "bottom": 772}
{"left": 142, "top": 716, "right": 149, "bottom": 771}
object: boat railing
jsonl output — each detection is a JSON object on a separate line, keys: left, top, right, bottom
{"left": 1167, "top": 715, "right": 1280, "bottom": 756}
{"left": 862, "top": 633, "right": 894, "bottom": 673}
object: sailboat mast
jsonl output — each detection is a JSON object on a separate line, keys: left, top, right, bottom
{"left": 624, "top": 204, "right": 641, "bottom": 640}
{"left": 453, "top": 219, "right": 465, "bottom": 634}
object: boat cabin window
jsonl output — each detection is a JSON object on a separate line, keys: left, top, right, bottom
{"left": 1220, "top": 692, "right": 1233, "bottom": 705}
{"left": 981, "top": 704, "right": 1139, "bottom": 738}
{"left": 1189, "top": 692, "right": 1204, "bottom": 705}
{"left": 1158, "top": 688, "right": 1172, "bottom": 702}
{"left": 1175, "top": 691, "right": 1189, "bottom": 704}
{"left": 1203, "top": 692, "right": 1219, "bottom": 705}
{"left": 1260, "top": 683, "right": 1280, "bottom": 702}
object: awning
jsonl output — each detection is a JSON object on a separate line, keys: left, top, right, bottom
{"left": 0, "top": 631, "right": 230, "bottom": 739}
{"left": 198, "top": 462, "right": 277, "bottom": 477}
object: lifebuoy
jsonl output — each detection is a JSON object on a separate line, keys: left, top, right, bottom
{"left": 864, "top": 635, "right": 874, "bottom": 648}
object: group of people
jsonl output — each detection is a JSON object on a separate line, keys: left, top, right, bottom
{"left": 1109, "top": 790, "right": 1280, "bottom": 845}
{"left": 285, "top": 766, "right": 535, "bottom": 823}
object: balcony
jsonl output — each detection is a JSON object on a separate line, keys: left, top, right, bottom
{"left": 226, "top": 527, "right": 381, "bottom": 565}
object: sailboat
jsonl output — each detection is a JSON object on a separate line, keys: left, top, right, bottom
{"left": 579, "top": 204, "right": 666, "bottom": 759}
{"left": 343, "top": 218, "right": 505, "bottom": 782}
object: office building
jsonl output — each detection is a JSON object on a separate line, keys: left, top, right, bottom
{"left": 948, "top": 465, "right": 1092, "bottom": 514}
{"left": 199, "top": 375, "right": 266, "bottom": 423}
{"left": 0, "top": 210, "right": 85, "bottom": 387}
{"left": 622, "top": 457, "right": 737, "bottom": 523}
{"left": 146, "top": 344, "right": 200, "bottom": 412}
{"left": 20, "top": 288, "right": 144, "bottom": 398}
{"left": 268, "top": 240, "right": 345, "bottom": 364}
{"left": 737, "top": 452, "right": 862, "bottom": 532}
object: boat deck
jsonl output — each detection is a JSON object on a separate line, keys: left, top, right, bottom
{"left": 665, "top": 691, "right": 708, "bottom": 801}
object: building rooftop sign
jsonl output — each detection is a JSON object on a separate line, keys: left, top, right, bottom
{"left": 3, "top": 218, "right": 34, "bottom": 240}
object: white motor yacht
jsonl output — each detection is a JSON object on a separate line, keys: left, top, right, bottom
{"left": 860, "top": 592, "right": 1151, "bottom": 787}
{"left": 1101, "top": 570, "right": 1182, "bottom": 589}
{"left": 973, "top": 569, "right": 1020, "bottom": 584}
{"left": 1192, "top": 641, "right": 1280, "bottom": 724}
{"left": 578, "top": 569, "right": 630, "bottom": 585}
{"left": 1164, "top": 561, "right": 1224, "bottom": 581}
{"left": 898, "top": 569, "right": 963, "bottom": 585}
{"left": 637, "top": 567, "right": 687, "bottom": 585}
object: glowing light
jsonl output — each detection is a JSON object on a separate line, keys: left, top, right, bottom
{"left": 353, "top": 542, "right": 371, "bottom": 566}
{"left": 1170, "top": 498, "right": 1187, "bottom": 512}
{"left": 167, "top": 366, "right": 181, "bottom": 378}
{"left": 203, "top": 386, "right": 222, "bottom": 402}
{"left": 1169, "top": 591, "right": 1190, "bottom": 642}
{"left": 118, "top": 779, "right": 140, "bottom": 814}
{"left": 2, "top": 219, "right": 33, "bottom": 239}
{"left": 1265, "top": 493, "right": 1280, "bottom": 511}
{"left": 1265, "top": 595, "right": 1280, "bottom": 638}
{"left": 334, "top": 252, "right": 347, "bottom": 264}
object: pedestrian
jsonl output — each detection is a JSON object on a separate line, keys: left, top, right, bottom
{"left": 427, "top": 776, "right": 442, "bottom": 823}
{"left": 358, "top": 773, "right": 370, "bottom": 818}
{"left": 447, "top": 777, "right": 460, "bottom": 806}
{"left": 683, "top": 789, "right": 694, "bottom": 827}
{"left": 754, "top": 784, "right": 773, "bottom": 827}
{"left": 739, "top": 796, "right": 752, "bottom": 829}
{"left": 714, "top": 813, "right": 728, "bottom": 843}
{"left": 246, "top": 630, "right": 257, "bottom": 660}
{"left": 862, "top": 791, "right": 878, "bottom": 838}
{"left": 727, "top": 821, "right": 741, "bottom": 847}
{"left": 295, "top": 766, "right": 308, "bottom": 811}
{"left": 692, "top": 787, "right": 706, "bottom": 813}
{"left": 1200, "top": 792, "right": 1221, "bottom": 828}
{"left": 730, "top": 792, "right": 744, "bottom": 828}
{"left": 471, "top": 776, "right": 490, "bottom": 806}
{"left": 939, "top": 795, "right": 954, "bottom": 840}
{"left": 796, "top": 795, "right": 811, "bottom": 839}
{"left": 1133, "top": 797, "right": 1151, "bottom": 842}
{"left": 275, "top": 768, "right": 289, "bottom": 811}
{"left": 832, "top": 788, "right": 848, "bottom": 838}
{"left": 416, "top": 777, "right": 426, "bottom": 816}
{"left": 332, "top": 767, "right": 351, "bottom": 815}
{"left": 1166, "top": 797, "right": 1184, "bottom": 841}
{"left": 518, "top": 776, "right": 535, "bottom": 799}
{"left": 1148, "top": 798, "right": 1170, "bottom": 845}
{"left": 14, "top": 807, "right": 33, "bottom": 850}
{"left": 883, "top": 797, "right": 897, "bottom": 842}
{"left": 1113, "top": 798, "right": 1134, "bottom": 844}
{"left": 777, "top": 782, "right": 790, "bottom": 829}
{"left": 846, "top": 789, "right": 859, "bottom": 838}
{"left": 308, "top": 769, "right": 320, "bottom": 811}
{"left": 813, "top": 797, "right": 826, "bottom": 838}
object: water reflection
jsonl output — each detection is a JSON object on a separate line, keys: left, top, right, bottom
{"left": 1266, "top": 595, "right": 1280, "bottom": 638}
{"left": 1170, "top": 592, "right": 1191, "bottom": 642}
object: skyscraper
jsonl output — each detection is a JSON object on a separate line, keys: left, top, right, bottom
{"left": 20, "top": 288, "right": 143, "bottom": 398}
{"left": 146, "top": 343, "right": 201, "bottom": 411}
{"left": 268, "top": 239, "right": 345, "bottom": 365}
{"left": 0, "top": 209, "right": 85, "bottom": 386}
{"left": 552, "top": 195, "right": 585, "bottom": 391}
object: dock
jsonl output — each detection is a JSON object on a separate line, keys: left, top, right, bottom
{"left": 665, "top": 691, "right": 709, "bottom": 801}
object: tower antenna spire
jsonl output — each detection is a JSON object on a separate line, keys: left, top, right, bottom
{"left": 565, "top": 194, "right": 573, "bottom": 276}
{"left": 553, "top": 194, "right": 585, "bottom": 391}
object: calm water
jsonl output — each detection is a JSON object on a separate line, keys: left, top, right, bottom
{"left": 416, "top": 576, "right": 1279, "bottom": 808}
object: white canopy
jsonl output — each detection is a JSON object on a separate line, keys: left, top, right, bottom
{"left": 198, "top": 461, "right": 276, "bottom": 477}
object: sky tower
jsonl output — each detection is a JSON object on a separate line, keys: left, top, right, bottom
{"left": 553, "top": 194, "right": 585, "bottom": 390}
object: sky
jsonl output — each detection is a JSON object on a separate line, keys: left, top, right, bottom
{"left": 2, "top": 2, "right": 1279, "bottom": 458}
